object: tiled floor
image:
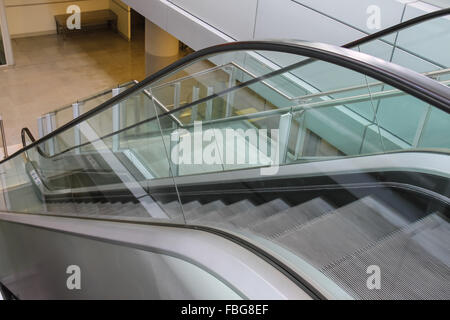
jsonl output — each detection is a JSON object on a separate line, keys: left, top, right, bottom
{"left": 0, "top": 29, "right": 145, "bottom": 148}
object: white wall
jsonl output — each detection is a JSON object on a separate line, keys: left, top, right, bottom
{"left": 122, "top": 0, "right": 233, "bottom": 50}
{"left": 110, "top": 0, "right": 130, "bottom": 40}
{"left": 254, "top": 0, "right": 366, "bottom": 46}
{"left": 169, "top": 0, "right": 258, "bottom": 40}
{"left": 5, "top": 0, "right": 110, "bottom": 38}
{"left": 124, "top": 0, "right": 444, "bottom": 50}
{"left": 292, "top": 0, "right": 407, "bottom": 33}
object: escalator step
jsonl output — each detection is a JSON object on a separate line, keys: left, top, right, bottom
{"left": 157, "top": 201, "right": 184, "bottom": 219}
{"left": 100, "top": 202, "right": 133, "bottom": 216}
{"left": 248, "top": 197, "right": 335, "bottom": 238}
{"left": 227, "top": 198, "right": 290, "bottom": 228}
{"left": 184, "top": 200, "right": 226, "bottom": 220}
{"left": 158, "top": 200, "right": 208, "bottom": 221}
{"left": 124, "top": 205, "right": 152, "bottom": 218}
{"left": 275, "top": 196, "right": 407, "bottom": 268}
{"left": 323, "top": 214, "right": 450, "bottom": 299}
{"left": 182, "top": 201, "right": 203, "bottom": 212}
{"left": 190, "top": 199, "right": 255, "bottom": 225}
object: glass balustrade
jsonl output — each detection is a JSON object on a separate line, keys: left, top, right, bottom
{"left": 356, "top": 12, "right": 450, "bottom": 73}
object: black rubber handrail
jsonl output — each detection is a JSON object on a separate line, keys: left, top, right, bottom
{"left": 5, "top": 40, "right": 449, "bottom": 165}
{"left": 344, "top": 7, "right": 450, "bottom": 49}
{"left": 21, "top": 127, "right": 51, "bottom": 160}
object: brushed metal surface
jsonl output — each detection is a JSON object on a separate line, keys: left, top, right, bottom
{"left": 0, "top": 212, "right": 311, "bottom": 299}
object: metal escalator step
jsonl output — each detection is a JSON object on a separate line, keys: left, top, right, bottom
{"left": 97, "top": 202, "right": 123, "bottom": 214}
{"left": 323, "top": 214, "right": 450, "bottom": 299}
{"left": 83, "top": 203, "right": 111, "bottom": 216}
{"left": 227, "top": 199, "right": 290, "bottom": 228}
{"left": 81, "top": 202, "right": 138, "bottom": 218}
{"left": 158, "top": 201, "right": 184, "bottom": 219}
{"left": 182, "top": 201, "right": 202, "bottom": 212}
{"left": 124, "top": 205, "right": 152, "bottom": 218}
{"left": 160, "top": 200, "right": 182, "bottom": 209}
{"left": 49, "top": 202, "right": 75, "bottom": 210}
{"left": 75, "top": 202, "right": 102, "bottom": 215}
{"left": 48, "top": 202, "right": 81, "bottom": 216}
{"left": 166, "top": 200, "right": 204, "bottom": 222}
{"left": 275, "top": 196, "right": 408, "bottom": 268}
{"left": 228, "top": 199, "right": 256, "bottom": 213}
{"left": 98, "top": 202, "right": 130, "bottom": 216}
{"left": 190, "top": 199, "right": 256, "bottom": 225}
{"left": 249, "top": 197, "right": 335, "bottom": 238}
{"left": 184, "top": 200, "right": 226, "bottom": 220}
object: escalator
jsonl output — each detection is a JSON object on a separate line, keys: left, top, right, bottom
{"left": 0, "top": 13, "right": 449, "bottom": 299}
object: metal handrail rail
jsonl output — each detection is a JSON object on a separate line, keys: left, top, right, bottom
{"left": 0, "top": 116, "right": 7, "bottom": 159}
{"left": 21, "top": 127, "right": 52, "bottom": 160}
{"left": 343, "top": 7, "right": 450, "bottom": 49}
{"left": 41, "top": 80, "right": 139, "bottom": 116}
{"left": 48, "top": 76, "right": 449, "bottom": 160}
{"left": 165, "top": 78, "right": 450, "bottom": 129}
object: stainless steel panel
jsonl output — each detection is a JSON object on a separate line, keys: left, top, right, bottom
{"left": 0, "top": 212, "right": 311, "bottom": 299}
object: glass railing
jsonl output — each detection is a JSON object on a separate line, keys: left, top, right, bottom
{"left": 36, "top": 10, "right": 450, "bottom": 156}
{"left": 38, "top": 80, "right": 137, "bottom": 136}
{"left": 1, "top": 41, "right": 449, "bottom": 299}
{"left": 354, "top": 10, "right": 450, "bottom": 73}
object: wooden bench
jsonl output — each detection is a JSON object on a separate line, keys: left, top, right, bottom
{"left": 55, "top": 9, "right": 118, "bottom": 39}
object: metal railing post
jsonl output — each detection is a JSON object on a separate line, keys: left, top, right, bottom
{"left": 173, "top": 82, "right": 181, "bottom": 128}
{"left": 37, "top": 116, "right": 45, "bottom": 139}
{"left": 45, "top": 113, "right": 56, "bottom": 156}
{"left": 191, "top": 86, "right": 199, "bottom": 123}
{"left": 112, "top": 87, "right": 121, "bottom": 152}
{"left": 225, "top": 67, "right": 236, "bottom": 117}
{"left": 170, "top": 130, "right": 180, "bottom": 177}
{"left": 293, "top": 111, "right": 307, "bottom": 160}
{"left": 206, "top": 86, "right": 214, "bottom": 121}
{"left": 72, "top": 102, "right": 82, "bottom": 154}
{"left": 278, "top": 112, "right": 292, "bottom": 164}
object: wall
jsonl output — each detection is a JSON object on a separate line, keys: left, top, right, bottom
{"left": 124, "top": 0, "right": 444, "bottom": 49}
{"left": 5, "top": 0, "right": 110, "bottom": 38}
{"left": 169, "top": 0, "right": 258, "bottom": 40}
{"left": 122, "top": 0, "right": 234, "bottom": 51}
{"left": 109, "top": 0, "right": 130, "bottom": 40}
{"left": 145, "top": 19, "right": 179, "bottom": 75}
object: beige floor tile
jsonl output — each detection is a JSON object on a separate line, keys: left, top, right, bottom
{"left": 1, "top": 29, "right": 145, "bottom": 148}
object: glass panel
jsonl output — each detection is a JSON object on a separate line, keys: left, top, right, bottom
{"left": 147, "top": 49, "right": 449, "bottom": 300}
{"left": 357, "top": 14, "right": 450, "bottom": 73}
{"left": 45, "top": 81, "right": 137, "bottom": 134}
